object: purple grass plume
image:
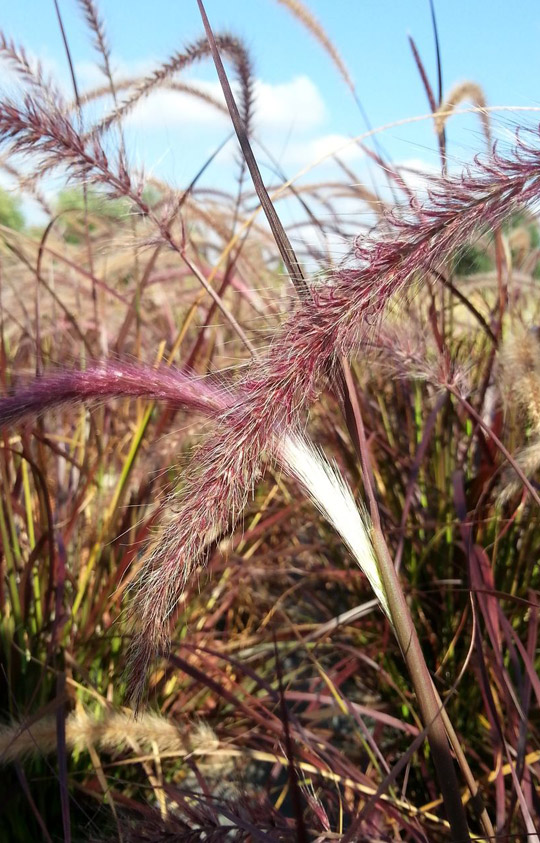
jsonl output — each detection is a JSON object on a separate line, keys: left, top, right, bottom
{"left": 126, "top": 127, "right": 540, "bottom": 707}
{"left": 0, "top": 363, "right": 227, "bottom": 427}
{"left": 3, "top": 84, "right": 540, "bottom": 705}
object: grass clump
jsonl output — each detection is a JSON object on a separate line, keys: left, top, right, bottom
{"left": 0, "top": 2, "right": 539, "bottom": 841}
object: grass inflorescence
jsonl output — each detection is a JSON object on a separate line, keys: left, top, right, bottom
{"left": 0, "top": 2, "right": 539, "bottom": 841}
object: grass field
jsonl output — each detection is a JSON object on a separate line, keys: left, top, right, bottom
{"left": 0, "top": 2, "right": 539, "bottom": 841}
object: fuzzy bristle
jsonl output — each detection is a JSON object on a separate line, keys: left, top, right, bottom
{"left": 126, "top": 129, "right": 540, "bottom": 699}
{"left": 497, "top": 437, "right": 540, "bottom": 504}
{"left": 434, "top": 80, "right": 491, "bottom": 144}
{"left": 0, "top": 710, "right": 219, "bottom": 763}
{"left": 278, "top": 434, "right": 390, "bottom": 618}
{"left": 499, "top": 327, "right": 540, "bottom": 430}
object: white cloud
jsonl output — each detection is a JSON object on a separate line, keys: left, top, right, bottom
{"left": 124, "top": 85, "right": 229, "bottom": 130}
{"left": 121, "top": 74, "right": 325, "bottom": 135}
{"left": 253, "top": 76, "right": 326, "bottom": 131}
{"left": 306, "top": 133, "right": 364, "bottom": 163}
{"left": 76, "top": 57, "right": 156, "bottom": 91}
{"left": 3, "top": 46, "right": 327, "bottom": 137}
{"left": 274, "top": 133, "right": 364, "bottom": 170}
{"left": 75, "top": 60, "right": 111, "bottom": 91}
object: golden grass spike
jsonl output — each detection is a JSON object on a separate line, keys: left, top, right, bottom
{"left": 273, "top": 0, "right": 355, "bottom": 93}
{"left": 434, "top": 81, "right": 491, "bottom": 145}
{"left": 0, "top": 710, "right": 219, "bottom": 762}
{"left": 508, "top": 225, "right": 533, "bottom": 269}
{"left": 497, "top": 327, "right": 540, "bottom": 504}
{"left": 499, "top": 326, "right": 540, "bottom": 431}
{"left": 497, "top": 438, "right": 540, "bottom": 504}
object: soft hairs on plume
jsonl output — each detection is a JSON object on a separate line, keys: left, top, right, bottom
{"left": 126, "top": 127, "right": 540, "bottom": 704}
{"left": 0, "top": 364, "right": 387, "bottom": 700}
{"left": 0, "top": 709, "right": 218, "bottom": 762}
{"left": 2, "top": 86, "right": 540, "bottom": 704}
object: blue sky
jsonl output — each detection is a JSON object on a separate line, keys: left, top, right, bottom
{"left": 2, "top": 0, "right": 540, "bottom": 229}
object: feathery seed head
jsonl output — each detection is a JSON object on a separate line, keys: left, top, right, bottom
{"left": 0, "top": 709, "right": 219, "bottom": 762}
{"left": 434, "top": 81, "right": 491, "bottom": 146}
{"left": 3, "top": 108, "right": 540, "bottom": 701}
{"left": 278, "top": 434, "right": 390, "bottom": 618}
{"left": 498, "top": 326, "right": 540, "bottom": 430}
{"left": 497, "top": 437, "right": 540, "bottom": 505}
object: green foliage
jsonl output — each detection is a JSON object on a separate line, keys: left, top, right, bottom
{"left": 56, "top": 187, "right": 130, "bottom": 219}
{"left": 503, "top": 210, "right": 540, "bottom": 247}
{"left": 55, "top": 188, "right": 131, "bottom": 243}
{"left": 452, "top": 242, "right": 493, "bottom": 275}
{"left": 0, "top": 187, "right": 24, "bottom": 230}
